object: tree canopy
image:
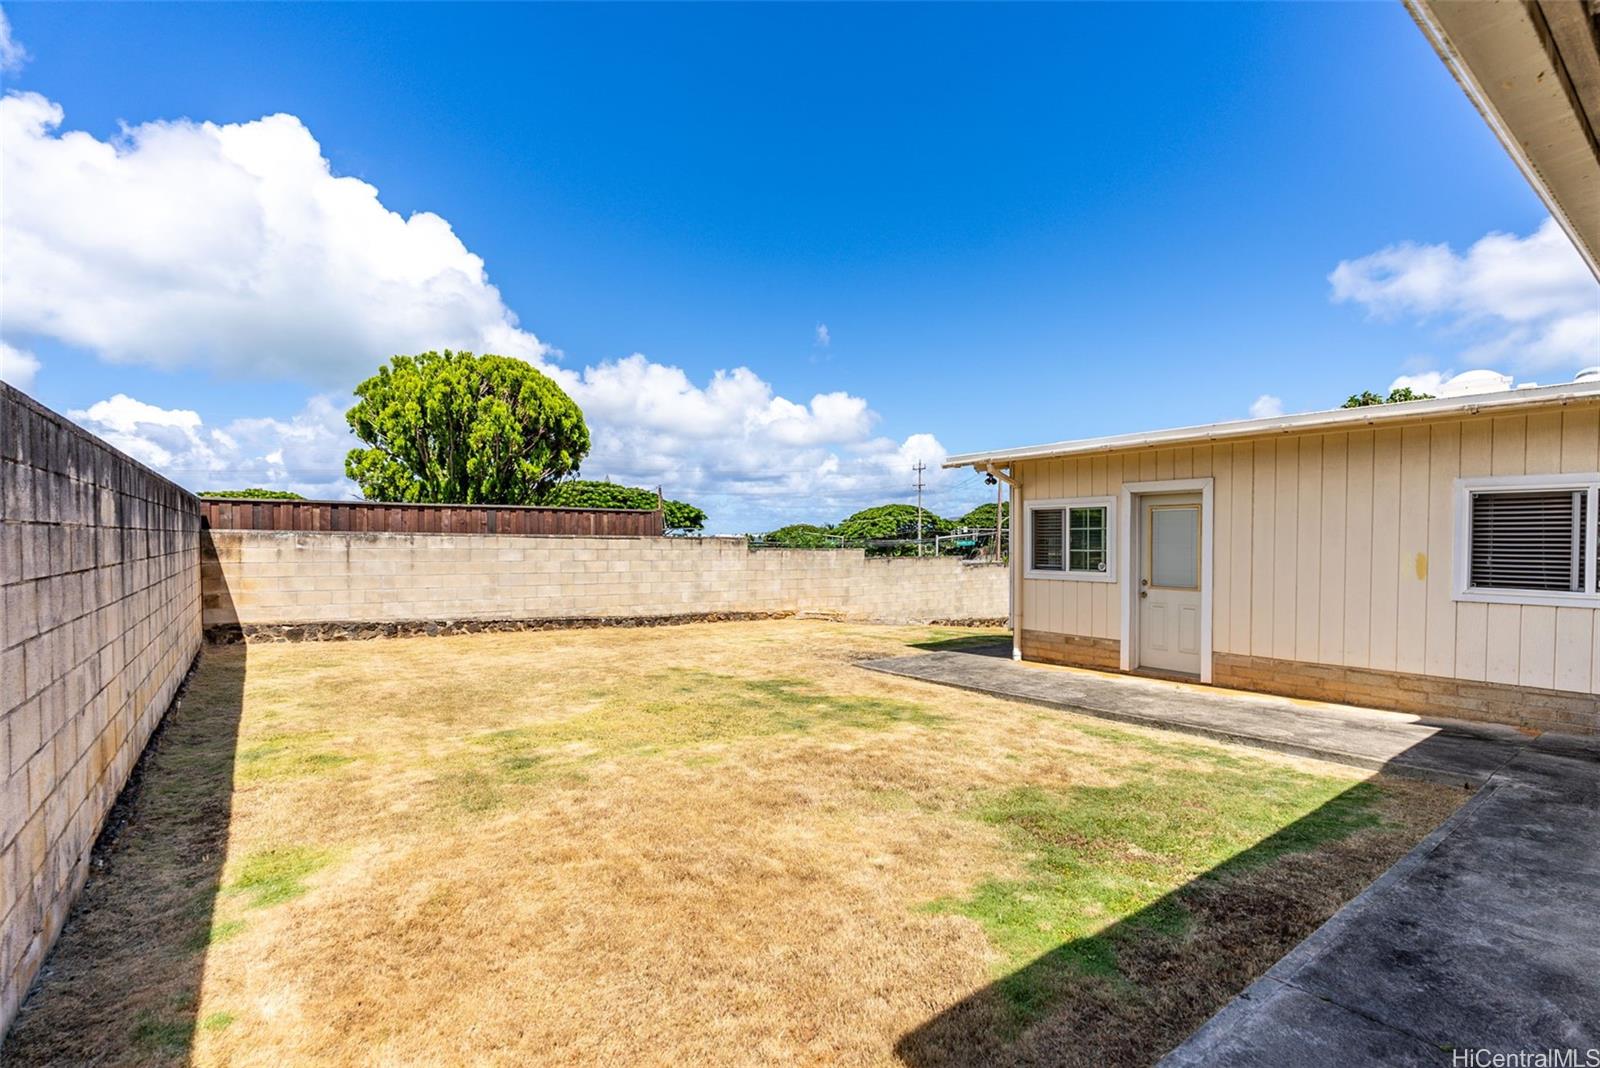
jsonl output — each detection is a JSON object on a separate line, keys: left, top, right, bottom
{"left": 756, "top": 523, "right": 838, "bottom": 548}
{"left": 955, "top": 501, "right": 1009, "bottom": 529}
{"left": 834, "top": 504, "right": 955, "bottom": 541}
{"left": 539, "top": 480, "right": 707, "bottom": 533}
{"left": 1342, "top": 386, "right": 1435, "bottom": 408}
{"left": 345, "top": 351, "right": 589, "bottom": 504}
{"left": 199, "top": 488, "right": 305, "bottom": 500}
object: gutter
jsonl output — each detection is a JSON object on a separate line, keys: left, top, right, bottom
{"left": 945, "top": 381, "right": 1600, "bottom": 469}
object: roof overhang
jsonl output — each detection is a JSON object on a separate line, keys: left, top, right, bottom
{"left": 1406, "top": 0, "right": 1600, "bottom": 280}
{"left": 944, "top": 380, "right": 1600, "bottom": 469}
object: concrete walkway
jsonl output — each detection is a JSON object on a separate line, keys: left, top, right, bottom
{"left": 861, "top": 647, "right": 1600, "bottom": 1065}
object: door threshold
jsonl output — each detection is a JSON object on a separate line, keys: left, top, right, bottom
{"left": 1129, "top": 666, "right": 1202, "bottom": 684}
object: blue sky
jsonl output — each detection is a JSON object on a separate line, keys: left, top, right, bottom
{"left": 2, "top": 3, "right": 1596, "bottom": 532}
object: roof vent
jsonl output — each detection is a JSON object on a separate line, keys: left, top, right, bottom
{"left": 1576, "top": 367, "right": 1600, "bottom": 383}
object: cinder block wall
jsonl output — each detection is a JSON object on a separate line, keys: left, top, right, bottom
{"left": 201, "top": 531, "right": 1008, "bottom": 631}
{"left": 0, "top": 384, "right": 202, "bottom": 1031}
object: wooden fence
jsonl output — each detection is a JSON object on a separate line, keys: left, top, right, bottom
{"left": 199, "top": 498, "right": 665, "bottom": 537}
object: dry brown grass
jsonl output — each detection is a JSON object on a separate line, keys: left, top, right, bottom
{"left": 2, "top": 621, "right": 1462, "bottom": 1067}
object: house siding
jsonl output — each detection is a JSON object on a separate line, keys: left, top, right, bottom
{"left": 1011, "top": 399, "right": 1600, "bottom": 733}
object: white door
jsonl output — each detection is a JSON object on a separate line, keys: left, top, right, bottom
{"left": 1138, "top": 494, "right": 1203, "bottom": 675}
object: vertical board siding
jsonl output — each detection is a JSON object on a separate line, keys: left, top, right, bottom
{"left": 1396, "top": 426, "right": 1431, "bottom": 675}
{"left": 1318, "top": 434, "right": 1348, "bottom": 665}
{"left": 1344, "top": 431, "right": 1375, "bottom": 668}
{"left": 1424, "top": 423, "right": 1460, "bottom": 678}
{"left": 1368, "top": 429, "right": 1402, "bottom": 673}
{"left": 1013, "top": 401, "right": 1600, "bottom": 700}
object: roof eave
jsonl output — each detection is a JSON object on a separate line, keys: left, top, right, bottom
{"left": 944, "top": 382, "right": 1600, "bottom": 469}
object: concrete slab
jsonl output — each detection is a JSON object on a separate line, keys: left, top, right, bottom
{"left": 861, "top": 648, "right": 1526, "bottom": 786}
{"left": 862, "top": 648, "right": 1600, "bottom": 1066}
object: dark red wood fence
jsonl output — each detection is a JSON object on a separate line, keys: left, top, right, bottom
{"left": 199, "top": 498, "right": 665, "bottom": 537}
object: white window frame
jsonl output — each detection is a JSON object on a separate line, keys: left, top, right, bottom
{"left": 1453, "top": 472, "right": 1600, "bottom": 608}
{"left": 1024, "top": 495, "right": 1116, "bottom": 582}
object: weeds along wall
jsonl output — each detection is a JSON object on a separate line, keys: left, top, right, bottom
{"left": 0, "top": 384, "right": 202, "bottom": 1032}
{"left": 201, "top": 531, "right": 1009, "bottom": 635}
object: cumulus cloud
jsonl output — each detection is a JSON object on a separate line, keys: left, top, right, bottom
{"left": 70, "top": 393, "right": 357, "bottom": 499}
{"left": 1248, "top": 394, "right": 1284, "bottom": 419}
{"left": 70, "top": 361, "right": 951, "bottom": 529}
{"left": 1329, "top": 219, "right": 1600, "bottom": 371}
{"left": 8, "top": 88, "right": 957, "bottom": 530}
{"left": 0, "top": 91, "right": 547, "bottom": 384}
{"left": 0, "top": 7, "right": 27, "bottom": 74}
{"left": 0, "top": 341, "right": 39, "bottom": 390}
{"left": 551, "top": 354, "right": 948, "bottom": 525}
{"left": 815, "top": 323, "right": 830, "bottom": 347}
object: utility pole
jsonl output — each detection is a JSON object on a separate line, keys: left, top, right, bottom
{"left": 913, "top": 462, "right": 927, "bottom": 557}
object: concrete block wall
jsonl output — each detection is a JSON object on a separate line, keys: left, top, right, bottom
{"left": 0, "top": 384, "right": 202, "bottom": 1032}
{"left": 201, "top": 531, "right": 1008, "bottom": 630}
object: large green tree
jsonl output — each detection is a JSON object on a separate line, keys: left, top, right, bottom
{"left": 539, "top": 479, "right": 707, "bottom": 534}
{"left": 345, "top": 351, "right": 590, "bottom": 504}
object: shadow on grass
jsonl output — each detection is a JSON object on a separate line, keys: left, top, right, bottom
{"left": 894, "top": 778, "right": 1431, "bottom": 1068}
{"left": 0, "top": 644, "right": 246, "bottom": 1065}
{"left": 906, "top": 634, "right": 1012, "bottom": 655}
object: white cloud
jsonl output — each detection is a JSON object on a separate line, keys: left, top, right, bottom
{"left": 0, "top": 7, "right": 27, "bottom": 75}
{"left": 1248, "top": 394, "right": 1284, "bottom": 419}
{"left": 550, "top": 353, "right": 949, "bottom": 527}
{"left": 68, "top": 371, "right": 952, "bottom": 531}
{"left": 0, "top": 91, "right": 547, "bottom": 384}
{"left": 0, "top": 341, "right": 39, "bottom": 390}
{"left": 8, "top": 88, "right": 960, "bottom": 531}
{"left": 1389, "top": 368, "right": 1517, "bottom": 398}
{"left": 815, "top": 323, "right": 830, "bottom": 347}
{"left": 1329, "top": 219, "right": 1600, "bottom": 371}
{"left": 70, "top": 393, "right": 357, "bottom": 499}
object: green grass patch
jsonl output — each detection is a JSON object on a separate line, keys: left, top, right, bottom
{"left": 200, "top": 1011, "right": 235, "bottom": 1033}
{"left": 236, "top": 731, "right": 355, "bottom": 782}
{"left": 929, "top": 761, "right": 1383, "bottom": 1028}
{"left": 226, "top": 846, "right": 333, "bottom": 908}
{"left": 185, "top": 917, "right": 246, "bottom": 952}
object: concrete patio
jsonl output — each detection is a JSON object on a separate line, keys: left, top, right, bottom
{"left": 862, "top": 646, "right": 1600, "bottom": 1065}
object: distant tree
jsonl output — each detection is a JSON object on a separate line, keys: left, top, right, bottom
{"left": 539, "top": 479, "right": 707, "bottom": 534}
{"left": 345, "top": 351, "right": 589, "bottom": 504}
{"left": 1342, "top": 386, "right": 1435, "bottom": 408}
{"left": 955, "top": 501, "right": 1009, "bottom": 529}
{"left": 199, "top": 488, "right": 306, "bottom": 500}
{"left": 756, "top": 523, "right": 838, "bottom": 548}
{"left": 835, "top": 504, "right": 955, "bottom": 542}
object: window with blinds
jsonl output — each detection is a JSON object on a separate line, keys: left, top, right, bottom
{"left": 1029, "top": 502, "right": 1109, "bottom": 576}
{"left": 1468, "top": 489, "right": 1587, "bottom": 592}
{"left": 1032, "top": 508, "right": 1064, "bottom": 571}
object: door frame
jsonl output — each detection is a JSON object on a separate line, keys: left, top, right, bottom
{"left": 1119, "top": 477, "right": 1215, "bottom": 682}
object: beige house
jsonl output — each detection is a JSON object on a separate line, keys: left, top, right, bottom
{"left": 947, "top": 379, "right": 1600, "bottom": 735}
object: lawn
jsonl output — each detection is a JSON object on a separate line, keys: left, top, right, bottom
{"left": 3, "top": 620, "right": 1460, "bottom": 1067}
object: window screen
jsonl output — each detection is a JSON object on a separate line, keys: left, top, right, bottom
{"left": 1469, "top": 490, "right": 1586, "bottom": 592}
{"left": 1031, "top": 508, "right": 1064, "bottom": 571}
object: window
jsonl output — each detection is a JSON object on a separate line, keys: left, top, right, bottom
{"left": 1455, "top": 474, "right": 1600, "bottom": 606}
{"left": 1026, "top": 497, "right": 1115, "bottom": 581}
